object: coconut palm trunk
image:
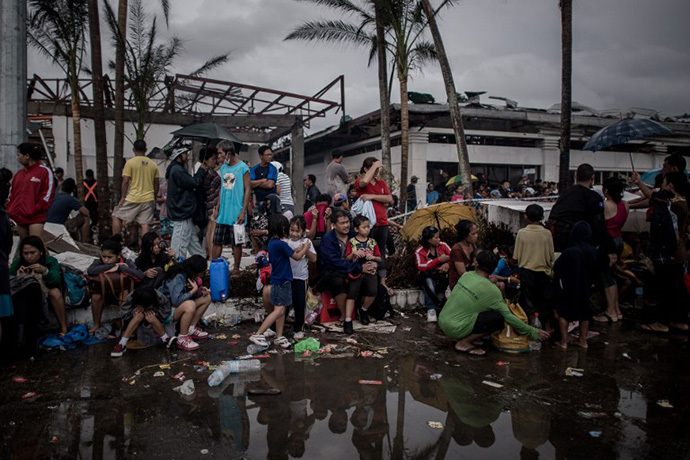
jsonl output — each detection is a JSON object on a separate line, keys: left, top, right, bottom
{"left": 69, "top": 82, "right": 85, "bottom": 201}
{"left": 558, "top": 0, "right": 572, "bottom": 191}
{"left": 398, "top": 65, "right": 410, "bottom": 205}
{"left": 88, "top": 0, "right": 112, "bottom": 237}
{"left": 374, "top": 0, "right": 392, "bottom": 173}
{"left": 113, "top": 0, "right": 128, "bottom": 203}
{"left": 421, "top": 0, "right": 472, "bottom": 197}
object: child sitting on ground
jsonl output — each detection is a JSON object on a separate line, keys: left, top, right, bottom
{"left": 111, "top": 285, "right": 173, "bottom": 357}
{"left": 87, "top": 235, "right": 144, "bottom": 334}
{"left": 344, "top": 215, "right": 382, "bottom": 333}
{"left": 287, "top": 216, "right": 317, "bottom": 334}
{"left": 158, "top": 255, "right": 212, "bottom": 351}
{"left": 250, "top": 215, "right": 309, "bottom": 349}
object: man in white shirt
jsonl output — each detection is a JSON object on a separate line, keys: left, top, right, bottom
{"left": 326, "top": 150, "right": 349, "bottom": 197}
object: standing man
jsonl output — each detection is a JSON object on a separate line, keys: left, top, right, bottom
{"left": 82, "top": 169, "right": 98, "bottom": 228}
{"left": 304, "top": 174, "right": 321, "bottom": 210}
{"left": 406, "top": 175, "right": 418, "bottom": 212}
{"left": 112, "top": 140, "right": 159, "bottom": 237}
{"left": 53, "top": 167, "right": 65, "bottom": 191}
{"left": 166, "top": 146, "right": 206, "bottom": 258}
{"left": 213, "top": 141, "right": 251, "bottom": 273}
{"left": 7, "top": 143, "right": 55, "bottom": 239}
{"left": 249, "top": 145, "right": 278, "bottom": 213}
{"left": 46, "top": 179, "right": 91, "bottom": 242}
{"left": 326, "top": 150, "right": 349, "bottom": 197}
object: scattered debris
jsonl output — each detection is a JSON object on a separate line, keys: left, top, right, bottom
{"left": 174, "top": 372, "right": 186, "bottom": 381}
{"left": 577, "top": 411, "right": 606, "bottom": 419}
{"left": 197, "top": 361, "right": 210, "bottom": 367}
{"left": 482, "top": 380, "right": 504, "bottom": 389}
{"left": 21, "top": 392, "right": 37, "bottom": 400}
{"left": 129, "top": 379, "right": 136, "bottom": 385}
{"left": 153, "top": 371, "right": 165, "bottom": 378}
{"left": 50, "top": 435, "right": 59, "bottom": 444}
{"left": 657, "top": 399, "right": 674, "bottom": 409}
{"left": 622, "top": 353, "right": 632, "bottom": 360}
{"left": 12, "top": 377, "right": 27, "bottom": 383}
{"left": 159, "top": 364, "right": 171, "bottom": 369}
{"left": 585, "top": 403, "right": 602, "bottom": 410}
{"left": 248, "top": 388, "right": 282, "bottom": 396}
{"left": 173, "top": 380, "right": 195, "bottom": 395}
{"left": 427, "top": 421, "right": 444, "bottom": 429}
{"left": 589, "top": 431, "right": 602, "bottom": 438}
{"left": 232, "top": 334, "right": 241, "bottom": 339}
{"left": 359, "top": 380, "right": 384, "bottom": 385}
{"left": 402, "top": 326, "right": 412, "bottom": 331}
{"left": 429, "top": 374, "right": 442, "bottom": 380}
{"left": 227, "top": 340, "right": 239, "bottom": 346}
{"left": 346, "top": 338, "right": 358, "bottom": 345}
{"left": 495, "top": 361, "right": 509, "bottom": 366}
{"left": 215, "top": 334, "right": 227, "bottom": 340}
{"left": 200, "top": 449, "right": 209, "bottom": 455}
{"left": 361, "top": 351, "right": 374, "bottom": 357}
{"left": 565, "top": 367, "right": 584, "bottom": 377}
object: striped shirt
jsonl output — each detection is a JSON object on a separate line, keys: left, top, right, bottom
{"left": 277, "top": 172, "right": 293, "bottom": 206}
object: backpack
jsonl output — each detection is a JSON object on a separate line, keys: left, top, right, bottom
{"left": 646, "top": 192, "right": 677, "bottom": 263}
{"left": 60, "top": 264, "right": 90, "bottom": 309}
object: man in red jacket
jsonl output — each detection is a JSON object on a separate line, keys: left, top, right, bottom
{"left": 7, "top": 143, "right": 56, "bottom": 239}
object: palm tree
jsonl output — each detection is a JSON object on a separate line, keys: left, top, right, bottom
{"left": 420, "top": 0, "right": 471, "bottom": 197}
{"left": 286, "top": 0, "right": 444, "bottom": 202}
{"left": 112, "top": 0, "right": 169, "bottom": 202}
{"left": 104, "top": 0, "right": 229, "bottom": 139}
{"left": 374, "top": 0, "right": 392, "bottom": 174}
{"left": 28, "top": 0, "right": 89, "bottom": 197}
{"left": 559, "top": 0, "right": 572, "bottom": 191}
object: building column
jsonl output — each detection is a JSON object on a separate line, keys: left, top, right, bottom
{"left": 409, "top": 131, "right": 429, "bottom": 209}
{"left": 292, "top": 124, "right": 305, "bottom": 215}
{"left": 0, "top": 0, "right": 27, "bottom": 172}
{"left": 541, "top": 137, "right": 560, "bottom": 182}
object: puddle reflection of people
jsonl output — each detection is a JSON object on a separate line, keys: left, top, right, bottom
{"left": 350, "top": 382, "right": 388, "bottom": 459}
{"left": 439, "top": 250, "right": 549, "bottom": 355}
{"left": 511, "top": 405, "right": 550, "bottom": 459}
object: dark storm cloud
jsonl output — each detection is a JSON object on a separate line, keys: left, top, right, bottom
{"left": 29, "top": 0, "right": 690, "bottom": 134}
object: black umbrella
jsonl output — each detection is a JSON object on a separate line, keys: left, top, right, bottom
{"left": 170, "top": 122, "right": 242, "bottom": 143}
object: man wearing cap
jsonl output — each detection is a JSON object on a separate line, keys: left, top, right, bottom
{"left": 166, "top": 146, "right": 206, "bottom": 257}
{"left": 326, "top": 150, "right": 349, "bottom": 197}
{"left": 406, "top": 176, "right": 419, "bottom": 213}
{"left": 112, "top": 140, "right": 159, "bottom": 236}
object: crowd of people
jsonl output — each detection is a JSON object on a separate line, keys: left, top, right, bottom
{"left": 1, "top": 138, "right": 688, "bottom": 359}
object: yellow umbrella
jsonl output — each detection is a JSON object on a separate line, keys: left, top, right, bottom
{"left": 446, "top": 174, "right": 479, "bottom": 187}
{"left": 401, "top": 202, "right": 477, "bottom": 241}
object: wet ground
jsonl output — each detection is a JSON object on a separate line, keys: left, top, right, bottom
{"left": 1, "top": 311, "right": 689, "bottom": 460}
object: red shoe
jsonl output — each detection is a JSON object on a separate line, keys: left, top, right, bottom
{"left": 176, "top": 335, "right": 200, "bottom": 351}
{"left": 189, "top": 326, "right": 209, "bottom": 340}
{"left": 110, "top": 343, "right": 127, "bottom": 358}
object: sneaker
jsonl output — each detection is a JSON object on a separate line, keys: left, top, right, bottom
{"left": 165, "top": 336, "right": 177, "bottom": 349}
{"left": 343, "top": 321, "right": 354, "bottom": 335}
{"left": 249, "top": 334, "right": 269, "bottom": 348}
{"left": 176, "top": 335, "right": 200, "bottom": 351}
{"left": 427, "top": 310, "right": 438, "bottom": 323}
{"left": 293, "top": 331, "right": 305, "bottom": 340}
{"left": 358, "top": 308, "right": 370, "bottom": 326}
{"left": 263, "top": 329, "right": 277, "bottom": 339}
{"left": 110, "top": 343, "right": 127, "bottom": 358}
{"left": 189, "top": 326, "right": 210, "bottom": 340}
{"left": 274, "top": 336, "right": 292, "bottom": 349}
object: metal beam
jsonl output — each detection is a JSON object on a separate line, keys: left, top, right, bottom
{"left": 292, "top": 124, "right": 305, "bottom": 215}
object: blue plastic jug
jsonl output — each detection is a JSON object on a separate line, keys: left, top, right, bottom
{"left": 210, "top": 258, "right": 230, "bottom": 302}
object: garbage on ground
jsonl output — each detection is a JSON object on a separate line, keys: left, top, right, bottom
{"left": 50, "top": 435, "right": 59, "bottom": 444}
{"left": 129, "top": 379, "right": 136, "bottom": 385}
{"left": 227, "top": 340, "right": 239, "bottom": 346}
{"left": 12, "top": 377, "right": 27, "bottom": 383}
{"left": 565, "top": 367, "right": 584, "bottom": 377}
{"left": 482, "top": 380, "right": 504, "bottom": 388}
{"left": 174, "top": 372, "right": 186, "bottom": 381}
{"left": 359, "top": 380, "right": 384, "bottom": 385}
{"left": 346, "top": 338, "right": 358, "bottom": 345}
{"left": 657, "top": 399, "right": 674, "bottom": 408}
{"left": 232, "top": 334, "right": 241, "bottom": 339}
{"left": 589, "top": 431, "right": 602, "bottom": 438}
{"left": 577, "top": 411, "right": 606, "bottom": 419}
{"left": 215, "top": 334, "right": 227, "bottom": 340}
{"left": 427, "top": 421, "right": 444, "bottom": 429}
{"left": 208, "top": 360, "right": 261, "bottom": 387}
{"left": 173, "top": 380, "right": 195, "bottom": 395}
{"left": 159, "top": 364, "right": 171, "bottom": 369}
{"left": 247, "top": 344, "right": 268, "bottom": 355}
{"left": 429, "top": 374, "right": 442, "bottom": 380}
{"left": 495, "top": 361, "right": 509, "bottom": 366}
{"left": 21, "top": 392, "right": 37, "bottom": 400}
{"left": 247, "top": 388, "right": 282, "bottom": 395}
{"left": 153, "top": 371, "right": 165, "bottom": 377}
{"left": 200, "top": 449, "right": 209, "bottom": 455}
{"left": 622, "top": 353, "right": 632, "bottom": 360}
{"left": 585, "top": 403, "right": 602, "bottom": 410}
{"left": 402, "top": 326, "right": 412, "bottom": 331}
{"left": 294, "top": 338, "right": 320, "bottom": 354}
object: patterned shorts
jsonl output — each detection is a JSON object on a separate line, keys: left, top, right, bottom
{"left": 213, "top": 223, "right": 241, "bottom": 246}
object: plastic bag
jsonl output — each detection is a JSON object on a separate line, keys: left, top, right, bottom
{"left": 351, "top": 199, "right": 377, "bottom": 227}
{"left": 233, "top": 224, "right": 246, "bottom": 245}
{"left": 294, "top": 338, "right": 320, "bottom": 354}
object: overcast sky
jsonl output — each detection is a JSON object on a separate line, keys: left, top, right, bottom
{"left": 29, "top": 0, "right": 690, "bottom": 135}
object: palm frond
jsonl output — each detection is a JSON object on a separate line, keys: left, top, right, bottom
{"left": 285, "top": 20, "right": 374, "bottom": 47}
{"left": 293, "top": 0, "right": 373, "bottom": 19}
{"left": 188, "top": 53, "right": 231, "bottom": 78}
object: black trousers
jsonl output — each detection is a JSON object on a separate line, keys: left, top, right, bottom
{"left": 370, "top": 225, "right": 389, "bottom": 276}
{"left": 651, "top": 262, "right": 688, "bottom": 324}
{"left": 470, "top": 311, "right": 505, "bottom": 335}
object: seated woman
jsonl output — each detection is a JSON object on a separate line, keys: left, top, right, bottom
{"left": 158, "top": 255, "right": 212, "bottom": 351}
{"left": 135, "top": 231, "right": 175, "bottom": 288}
{"left": 414, "top": 226, "right": 451, "bottom": 323}
{"left": 449, "top": 219, "right": 479, "bottom": 290}
{"left": 10, "top": 236, "right": 68, "bottom": 335}
{"left": 439, "top": 250, "right": 549, "bottom": 355}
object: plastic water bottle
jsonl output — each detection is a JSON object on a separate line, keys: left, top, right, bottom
{"left": 94, "top": 324, "right": 113, "bottom": 340}
{"left": 208, "top": 360, "right": 261, "bottom": 387}
{"left": 529, "top": 313, "right": 542, "bottom": 351}
{"left": 305, "top": 309, "right": 319, "bottom": 326}
{"left": 634, "top": 287, "right": 644, "bottom": 309}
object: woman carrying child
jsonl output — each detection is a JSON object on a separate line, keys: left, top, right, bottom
{"left": 344, "top": 215, "right": 383, "bottom": 333}
{"left": 87, "top": 236, "right": 144, "bottom": 334}
{"left": 111, "top": 285, "right": 174, "bottom": 357}
{"left": 10, "top": 236, "right": 68, "bottom": 335}
{"left": 415, "top": 226, "right": 451, "bottom": 323}
{"left": 135, "top": 231, "right": 176, "bottom": 288}
{"left": 250, "top": 215, "right": 310, "bottom": 349}
{"left": 287, "top": 216, "right": 317, "bottom": 334}
{"left": 159, "top": 255, "right": 212, "bottom": 351}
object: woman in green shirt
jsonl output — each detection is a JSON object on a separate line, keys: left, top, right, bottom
{"left": 439, "top": 250, "right": 549, "bottom": 355}
{"left": 10, "top": 236, "right": 67, "bottom": 335}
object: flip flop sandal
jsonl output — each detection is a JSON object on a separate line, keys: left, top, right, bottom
{"left": 592, "top": 314, "right": 617, "bottom": 324}
{"left": 640, "top": 324, "right": 668, "bottom": 334}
